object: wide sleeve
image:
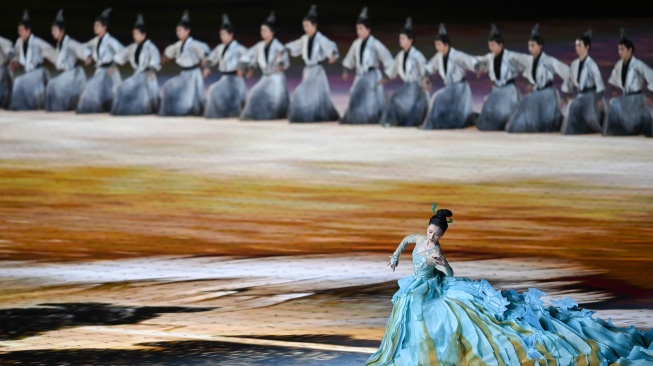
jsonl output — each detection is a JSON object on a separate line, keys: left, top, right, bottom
{"left": 561, "top": 60, "right": 575, "bottom": 94}
{"left": 415, "top": 51, "right": 427, "bottom": 78}
{"left": 509, "top": 52, "right": 531, "bottom": 72}
{"left": 319, "top": 35, "right": 339, "bottom": 59}
{"left": 163, "top": 42, "right": 180, "bottom": 59}
{"left": 38, "top": 39, "right": 58, "bottom": 65}
{"left": 341, "top": 41, "right": 356, "bottom": 71}
{"left": 284, "top": 38, "right": 303, "bottom": 58}
{"left": 386, "top": 52, "right": 400, "bottom": 80}
{"left": 375, "top": 40, "right": 394, "bottom": 77}
{"left": 12, "top": 40, "right": 21, "bottom": 63}
{"left": 238, "top": 43, "right": 258, "bottom": 69}
{"left": 636, "top": 60, "right": 653, "bottom": 92}
{"left": 456, "top": 50, "right": 479, "bottom": 72}
{"left": 190, "top": 41, "right": 210, "bottom": 59}
{"left": 424, "top": 54, "right": 439, "bottom": 76}
{"left": 389, "top": 234, "right": 421, "bottom": 266}
{"left": 108, "top": 37, "right": 125, "bottom": 56}
{"left": 112, "top": 43, "right": 133, "bottom": 66}
{"left": 433, "top": 245, "right": 454, "bottom": 277}
{"left": 69, "top": 39, "right": 91, "bottom": 61}
{"left": 590, "top": 60, "right": 605, "bottom": 94}
{"left": 0, "top": 37, "right": 14, "bottom": 63}
{"left": 547, "top": 56, "right": 571, "bottom": 83}
{"left": 608, "top": 63, "right": 620, "bottom": 89}
{"left": 207, "top": 45, "right": 221, "bottom": 66}
{"left": 146, "top": 43, "right": 161, "bottom": 71}
{"left": 475, "top": 53, "right": 492, "bottom": 74}
{"left": 81, "top": 38, "right": 95, "bottom": 56}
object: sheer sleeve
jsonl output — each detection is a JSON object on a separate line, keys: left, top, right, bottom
{"left": 389, "top": 234, "right": 421, "bottom": 266}
{"left": 434, "top": 245, "right": 454, "bottom": 277}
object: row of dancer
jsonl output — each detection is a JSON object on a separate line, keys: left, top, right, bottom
{"left": 1, "top": 6, "right": 652, "bottom": 137}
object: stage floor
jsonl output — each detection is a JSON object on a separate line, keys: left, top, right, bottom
{"left": 1, "top": 112, "right": 652, "bottom": 364}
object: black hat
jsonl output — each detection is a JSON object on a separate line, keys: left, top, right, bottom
{"left": 96, "top": 7, "right": 112, "bottom": 26}
{"left": 178, "top": 10, "right": 190, "bottom": 29}
{"left": 529, "top": 23, "right": 544, "bottom": 45}
{"left": 619, "top": 28, "right": 634, "bottom": 51}
{"left": 263, "top": 11, "right": 276, "bottom": 31}
{"left": 435, "top": 23, "right": 450, "bottom": 44}
{"left": 134, "top": 13, "right": 146, "bottom": 32}
{"left": 304, "top": 4, "right": 318, "bottom": 24}
{"left": 357, "top": 7, "right": 370, "bottom": 28}
{"left": 488, "top": 23, "right": 504, "bottom": 43}
{"left": 19, "top": 9, "right": 31, "bottom": 28}
{"left": 221, "top": 13, "right": 234, "bottom": 33}
{"left": 53, "top": 9, "right": 65, "bottom": 29}
{"left": 401, "top": 17, "right": 414, "bottom": 39}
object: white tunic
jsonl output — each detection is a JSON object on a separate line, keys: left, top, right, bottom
{"left": 520, "top": 52, "right": 571, "bottom": 91}
{"left": 239, "top": 38, "right": 290, "bottom": 75}
{"left": 561, "top": 55, "right": 604, "bottom": 94}
{"left": 476, "top": 49, "right": 530, "bottom": 87}
{"left": 83, "top": 33, "right": 124, "bottom": 66}
{"left": 425, "top": 47, "right": 478, "bottom": 85}
{"left": 285, "top": 31, "right": 339, "bottom": 66}
{"left": 387, "top": 46, "right": 427, "bottom": 83}
{"left": 207, "top": 40, "right": 247, "bottom": 73}
{"left": 608, "top": 56, "right": 653, "bottom": 94}
{"left": 163, "top": 36, "right": 210, "bottom": 68}
{"left": 13, "top": 34, "right": 57, "bottom": 72}
{"left": 341, "top": 35, "right": 393, "bottom": 76}
{"left": 0, "top": 36, "right": 14, "bottom": 65}
{"left": 54, "top": 35, "right": 90, "bottom": 71}
{"left": 114, "top": 39, "right": 161, "bottom": 73}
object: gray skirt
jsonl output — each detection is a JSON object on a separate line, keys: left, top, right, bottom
{"left": 506, "top": 86, "right": 563, "bottom": 133}
{"left": 561, "top": 91, "right": 605, "bottom": 135}
{"left": 476, "top": 83, "right": 520, "bottom": 131}
{"left": 0, "top": 65, "right": 12, "bottom": 109}
{"left": 288, "top": 65, "right": 339, "bottom": 123}
{"left": 111, "top": 71, "right": 159, "bottom": 116}
{"left": 240, "top": 72, "right": 289, "bottom": 120}
{"left": 422, "top": 81, "right": 474, "bottom": 129}
{"left": 76, "top": 66, "right": 122, "bottom": 114}
{"left": 340, "top": 70, "right": 386, "bottom": 124}
{"left": 45, "top": 66, "right": 86, "bottom": 112}
{"left": 604, "top": 93, "right": 652, "bottom": 137}
{"left": 159, "top": 68, "right": 205, "bottom": 116}
{"left": 10, "top": 67, "right": 50, "bottom": 111}
{"left": 380, "top": 81, "right": 429, "bottom": 127}
{"left": 204, "top": 74, "right": 246, "bottom": 119}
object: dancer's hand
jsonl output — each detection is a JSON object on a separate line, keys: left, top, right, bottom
{"left": 84, "top": 57, "right": 92, "bottom": 66}
{"left": 525, "top": 84, "right": 533, "bottom": 94}
{"left": 432, "top": 255, "right": 445, "bottom": 266}
{"left": 246, "top": 68, "right": 254, "bottom": 78}
{"left": 476, "top": 70, "right": 482, "bottom": 79}
{"left": 149, "top": 72, "right": 156, "bottom": 81}
{"left": 237, "top": 69, "right": 244, "bottom": 77}
{"left": 342, "top": 72, "right": 349, "bottom": 81}
{"left": 422, "top": 77, "right": 432, "bottom": 92}
{"left": 388, "top": 262, "right": 397, "bottom": 272}
{"left": 202, "top": 68, "right": 210, "bottom": 78}
{"left": 328, "top": 55, "right": 337, "bottom": 64}
{"left": 9, "top": 60, "right": 20, "bottom": 71}
{"left": 161, "top": 56, "right": 170, "bottom": 64}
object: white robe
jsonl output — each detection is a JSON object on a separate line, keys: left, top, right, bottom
{"left": 387, "top": 46, "right": 427, "bottom": 83}
{"left": 341, "top": 35, "right": 393, "bottom": 77}
{"left": 285, "top": 31, "right": 339, "bottom": 66}
{"left": 608, "top": 56, "right": 653, "bottom": 94}
{"left": 476, "top": 49, "right": 530, "bottom": 87}
{"left": 520, "top": 52, "right": 571, "bottom": 91}
{"left": 562, "top": 55, "right": 605, "bottom": 94}
{"left": 45, "top": 35, "right": 89, "bottom": 112}
{"left": 83, "top": 33, "right": 124, "bottom": 66}
{"left": 425, "top": 47, "right": 478, "bottom": 85}
{"left": 208, "top": 40, "right": 247, "bottom": 73}
{"left": 10, "top": 34, "right": 56, "bottom": 110}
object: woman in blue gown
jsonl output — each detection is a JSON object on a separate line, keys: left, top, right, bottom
{"left": 367, "top": 205, "right": 653, "bottom": 366}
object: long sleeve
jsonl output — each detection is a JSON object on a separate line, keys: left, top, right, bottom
{"left": 341, "top": 41, "right": 356, "bottom": 71}
{"left": 284, "top": 37, "right": 303, "bottom": 58}
{"left": 374, "top": 40, "right": 394, "bottom": 77}
{"left": 546, "top": 56, "right": 571, "bottom": 84}
{"left": 635, "top": 60, "right": 653, "bottom": 92}
{"left": 389, "top": 234, "right": 421, "bottom": 266}
{"left": 456, "top": 50, "right": 479, "bottom": 72}
{"left": 163, "top": 41, "right": 181, "bottom": 60}
{"left": 107, "top": 37, "right": 125, "bottom": 57}
{"left": 273, "top": 42, "right": 290, "bottom": 70}
{"left": 317, "top": 34, "right": 339, "bottom": 60}
{"left": 145, "top": 43, "right": 161, "bottom": 72}
{"left": 69, "top": 38, "right": 91, "bottom": 61}
{"left": 239, "top": 42, "right": 259, "bottom": 69}
{"left": 387, "top": 52, "right": 401, "bottom": 80}
{"left": 424, "top": 54, "right": 439, "bottom": 76}
{"left": 589, "top": 61, "right": 605, "bottom": 94}
{"left": 39, "top": 39, "right": 58, "bottom": 65}
{"left": 475, "top": 53, "right": 492, "bottom": 74}
{"left": 608, "top": 62, "right": 621, "bottom": 89}
{"left": 113, "top": 43, "right": 134, "bottom": 66}
{"left": 0, "top": 37, "right": 14, "bottom": 64}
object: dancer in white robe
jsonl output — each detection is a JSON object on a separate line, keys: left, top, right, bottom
{"left": 284, "top": 4, "right": 340, "bottom": 122}
{"left": 475, "top": 24, "right": 530, "bottom": 131}
{"left": 0, "top": 36, "right": 14, "bottom": 108}
{"left": 77, "top": 8, "right": 124, "bottom": 113}
{"left": 159, "top": 10, "right": 210, "bottom": 116}
{"left": 604, "top": 29, "right": 653, "bottom": 137}
{"left": 111, "top": 14, "right": 161, "bottom": 116}
{"left": 10, "top": 10, "right": 57, "bottom": 111}
{"left": 506, "top": 24, "right": 571, "bottom": 133}
{"left": 422, "top": 24, "right": 479, "bottom": 129}
{"left": 239, "top": 11, "right": 290, "bottom": 121}
{"left": 45, "top": 10, "right": 90, "bottom": 112}
{"left": 340, "top": 7, "right": 394, "bottom": 124}
{"left": 204, "top": 14, "right": 248, "bottom": 119}
{"left": 560, "top": 28, "right": 606, "bottom": 134}
{"left": 380, "top": 17, "right": 429, "bottom": 127}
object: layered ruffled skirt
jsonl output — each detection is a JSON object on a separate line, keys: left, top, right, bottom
{"left": 45, "top": 66, "right": 86, "bottom": 112}
{"left": 366, "top": 274, "right": 653, "bottom": 366}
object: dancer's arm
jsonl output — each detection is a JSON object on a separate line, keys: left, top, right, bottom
{"left": 389, "top": 234, "right": 421, "bottom": 270}
{"left": 433, "top": 245, "right": 454, "bottom": 277}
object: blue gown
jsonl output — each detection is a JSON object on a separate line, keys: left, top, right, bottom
{"left": 366, "top": 238, "right": 653, "bottom": 366}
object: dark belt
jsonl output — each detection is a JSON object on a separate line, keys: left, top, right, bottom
{"left": 367, "top": 67, "right": 377, "bottom": 72}
{"left": 458, "top": 77, "right": 466, "bottom": 83}
{"left": 626, "top": 90, "right": 642, "bottom": 96}
{"left": 221, "top": 70, "right": 237, "bottom": 75}
{"left": 580, "top": 86, "right": 596, "bottom": 93}
{"left": 541, "top": 81, "right": 554, "bottom": 89}
{"left": 494, "top": 78, "right": 516, "bottom": 87}
{"left": 181, "top": 64, "right": 201, "bottom": 71}
{"left": 34, "top": 63, "right": 44, "bottom": 69}
{"left": 99, "top": 62, "right": 114, "bottom": 68}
